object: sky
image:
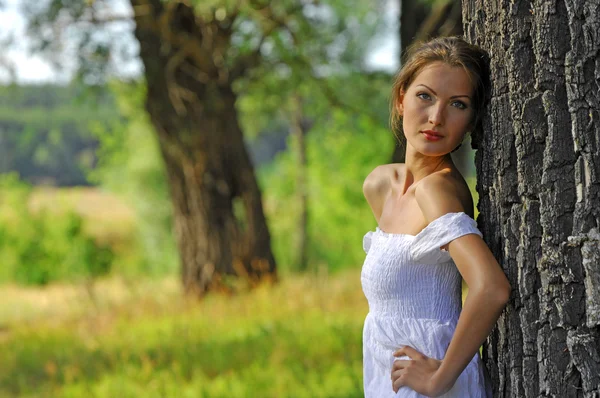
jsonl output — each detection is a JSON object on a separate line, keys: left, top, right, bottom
{"left": 0, "top": 0, "right": 137, "bottom": 84}
{"left": 0, "top": 0, "right": 398, "bottom": 84}
{"left": 0, "top": 0, "right": 61, "bottom": 83}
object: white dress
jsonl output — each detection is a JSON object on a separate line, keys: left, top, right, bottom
{"left": 361, "top": 212, "right": 491, "bottom": 398}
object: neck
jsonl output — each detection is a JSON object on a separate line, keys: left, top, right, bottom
{"left": 404, "top": 143, "right": 453, "bottom": 183}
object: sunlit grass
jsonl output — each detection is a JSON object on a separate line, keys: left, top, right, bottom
{"left": 0, "top": 179, "right": 483, "bottom": 397}
{"left": 0, "top": 270, "right": 367, "bottom": 398}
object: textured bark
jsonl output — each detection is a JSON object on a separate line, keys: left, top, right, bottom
{"left": 131, "top": 0, "right": 276, "bottom": 295}
{"left": 463, "top": 0, "right": 600, "bottom": 396}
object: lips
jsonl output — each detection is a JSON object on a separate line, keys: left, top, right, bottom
{"left": 421, "top": 130, "right": 443, "bottom": 141}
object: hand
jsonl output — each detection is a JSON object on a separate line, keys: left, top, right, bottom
{"left": 391, "top": 346, "right": 450, "bottom": 397}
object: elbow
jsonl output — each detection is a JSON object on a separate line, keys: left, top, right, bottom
{"left": 496, "top": 282, "right": 511, "bottom": 307}
{"left": 471, "top": 279, "right": 511, "bottom": 309}
{"left": 490, "top": 279, "right": 511, "bottom": 308}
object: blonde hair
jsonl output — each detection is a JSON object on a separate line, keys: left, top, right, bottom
{"left": 390, "top": 36, "right": 491, "bottom": 144}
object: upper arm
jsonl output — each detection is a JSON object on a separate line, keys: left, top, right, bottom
{"left": 363, "top": 165, "right": 392, "bottom": 223}
{"left": 446, "top": 234, "right": 510, "bottom": 299}
{"left": 415, "top": 177, "right": 510, "bottom": 297}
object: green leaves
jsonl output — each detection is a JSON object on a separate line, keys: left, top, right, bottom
{"left": 0, "top": 174, "right": 115, "bottom": 285}
{"left": 0, "top": 84, "right": 119, "bottom": 186}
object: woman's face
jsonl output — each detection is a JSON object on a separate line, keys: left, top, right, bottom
{"left": 398, "top": 62, "right": 475, "bottom": 157}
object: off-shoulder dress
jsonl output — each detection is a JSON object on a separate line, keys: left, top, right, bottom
{"left": 361, "top": 212, "right": 491, "bottom": 397}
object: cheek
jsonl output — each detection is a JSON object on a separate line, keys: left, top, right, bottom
{"left": 403, "top": 100, "right": 426, "bottom": 120}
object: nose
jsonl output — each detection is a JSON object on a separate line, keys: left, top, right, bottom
{"left": 429, "top": 103, "right": 444, "bottom": 126}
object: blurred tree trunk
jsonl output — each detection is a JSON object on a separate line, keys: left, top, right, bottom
{"left": 290, "top": 95, "right": 309, "bottom": 271}
{"left": 400, "top": 0, "right": 429, "bottom": 62}
{"left": 464, "top": 1, "right": 600, "bottom": 396}
{"left": 392, "top": 0, "right": 464, "bottom": 163}
{"left": 131, "top": 0, "right": 276, "bottom": 295}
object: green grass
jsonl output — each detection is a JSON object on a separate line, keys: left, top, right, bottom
{"left": 0, "top": 271, "right": 367, "bottom": 398}
{"left": 0, "top": 179, "right": 482, "bottom": 397}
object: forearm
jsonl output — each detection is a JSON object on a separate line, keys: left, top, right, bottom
{"left": 433, "top": 288, "right": 507, "bottom": 391}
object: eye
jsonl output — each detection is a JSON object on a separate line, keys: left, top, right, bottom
{"left": 451, "top": 100, "right": 468, "bottom": 110}
{"left": 416, "top": 92, "right": 431, "bottom": 100}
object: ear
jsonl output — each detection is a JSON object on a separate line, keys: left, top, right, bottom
{"left": 396, "top": 90, "right": 405, "bottom": 116}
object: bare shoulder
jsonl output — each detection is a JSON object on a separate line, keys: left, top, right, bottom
{"left": 363, "top": 163, "right": 404, "bottom": 222}
{"left": 414, "top": 170, "right": 474, "bottom": 222}
{"left": 363, "top": 163, "right": 404, "bottom": 199}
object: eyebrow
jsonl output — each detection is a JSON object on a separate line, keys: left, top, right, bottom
{"left": 416, "top": 84, "right": 472, "bottom": 100}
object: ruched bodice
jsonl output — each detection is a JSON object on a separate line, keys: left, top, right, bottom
{"left": 362, "top": 227, "right": 463, "bottom": 320}
{"left": 361, "top": 212, "right": 491, "bottom": 398}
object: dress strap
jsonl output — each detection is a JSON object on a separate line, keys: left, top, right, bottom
{"left": 410, "top": 212, "right": 482, "bottom": 264}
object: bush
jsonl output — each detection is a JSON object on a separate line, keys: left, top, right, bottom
{"left": 0, "top": 173, "right": 114, "bottom": 285}
{"left": 88, "top": 82, "right": 178, "bottom": 277}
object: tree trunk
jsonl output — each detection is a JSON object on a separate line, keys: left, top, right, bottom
{"left": 400, "top": 0, "right": 430, "bottom": 60}
{"left": 131, "top": 0, "right": 276, "bottom": 295}
{"left": 290, "top": 95, "right": 309, "bottom": 271}
{"left": 463, "top": 1, "right": 600, "bottom": 396}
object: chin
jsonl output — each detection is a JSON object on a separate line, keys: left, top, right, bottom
{"left": 414, "top": 144, "right": 454, "bottom": 157}
{"left": 406, "top": 135, "right": 457, "bottom": 157}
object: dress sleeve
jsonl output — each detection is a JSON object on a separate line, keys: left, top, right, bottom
{"left": 410, "top": 212, "right": 482, "bottom": 264}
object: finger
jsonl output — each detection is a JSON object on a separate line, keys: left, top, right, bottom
{"left": 394, "top": 345, "right": 418, "bottom": 357}
{"left": 392, "top": 374, "right": 405, "bottom": 393}
{"left": 397, "top": 345, "right": 422, "bottom": 359}
{"left": 390, "top": 368, "right": 404, "bottom": 381}
{"left": 391, "top": 360, "right": 410, "bottom": 371}
{"left": 394, "top": 345, "right": 406, "bottom": 357}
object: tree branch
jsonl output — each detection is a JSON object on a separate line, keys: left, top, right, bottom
{"left": 230, "top": 1, "right": 309, "bottom": 79}
{"left": 77, "top": 13, "right": 134, "bottom": 25}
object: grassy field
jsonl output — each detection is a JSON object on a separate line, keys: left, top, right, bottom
{"left": 0, "top": 181, "right": 480, "bottom": 397}
{"left": 2, "top": 187, "right": 367, "bottom": 397}
{"left": 0, "top": 270, "right": 368, "bottom": 398}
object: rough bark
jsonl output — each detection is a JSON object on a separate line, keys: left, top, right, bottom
{"left": 131, "top": 0, "right": 276, "bottom": 295}
{"left": 463, "top": 0, "right": 600, "bottom": 396}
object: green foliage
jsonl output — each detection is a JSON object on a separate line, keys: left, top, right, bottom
{"left": 89, "top": 82, "right": 178, "bottom": 277}
{"left": 22, "top": 0, "right": 388, "bottom": 87}
{"left": 89, "top": 71, "right": 395, "bottom": 276}
{"left": 19, "top": 0, "right": 397, "bottom": 278}
{"left": 0, "top": 84, "right": 119, "bottom": 186}
{"left": 0, "top": 174, "right": 114, "bottom": 285}
{"left": 259, "top": 77, "right": 395, "bottom": 272}
{"left": 227, "top": 0, "right": 396, "bottom": 273}
{"left": 86, "top": 71, "right": 395, "bottom": 276}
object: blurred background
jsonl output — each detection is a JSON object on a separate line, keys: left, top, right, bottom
{"left": 0, "top": 0, "right": 474, "bottom": 396}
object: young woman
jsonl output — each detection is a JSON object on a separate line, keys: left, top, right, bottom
{"left": 361, "top": 37, "right": 511, "bottom": 397}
